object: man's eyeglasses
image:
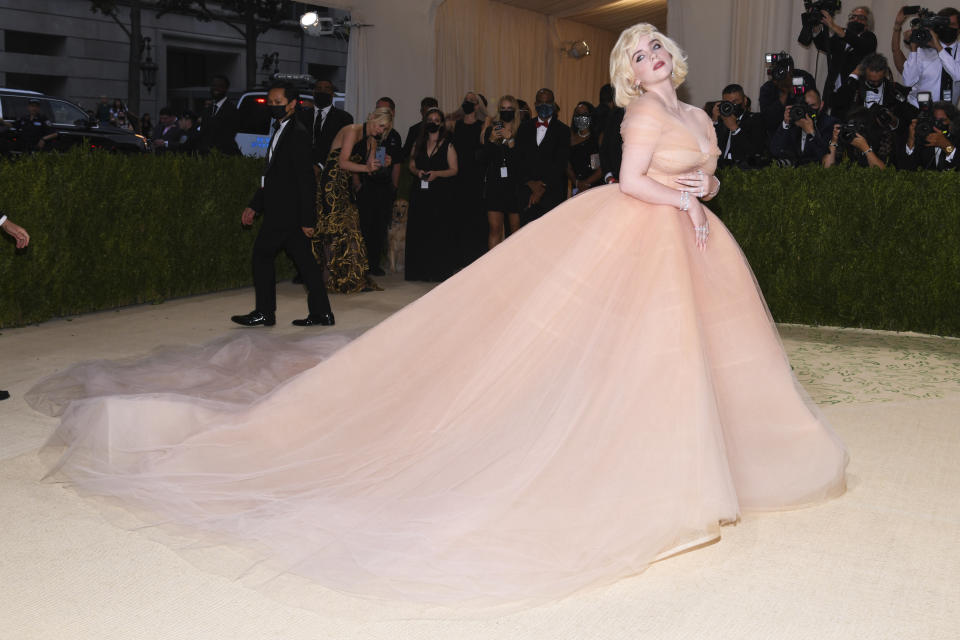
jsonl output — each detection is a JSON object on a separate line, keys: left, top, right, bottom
{"left": 848, "top": 13, "right": 868, "bottom": 23}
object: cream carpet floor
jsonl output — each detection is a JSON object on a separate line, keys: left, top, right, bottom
{"left": 1, "top": 275, "right": 958, "bottom": 640}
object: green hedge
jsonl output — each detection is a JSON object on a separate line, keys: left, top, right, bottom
{"left": 2, "top": 153, "right": 959, "bottom": 335}
{"left": 711, "top": 164, "right": 960, "bottom": 337}
{"left": 0, "top": 149, "right": 294, "bottom": 328}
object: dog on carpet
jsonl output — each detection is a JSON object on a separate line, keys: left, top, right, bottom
{"left": 387, "top": 198, "right": 408, "bottom": 274}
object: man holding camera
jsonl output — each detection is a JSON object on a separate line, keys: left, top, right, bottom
{"left": 759, "top": 54, "right": 818, "bottom": 134}
{"left": 770, "top": 88, "right": 837, "bottom": 166}
{"left": 897, "top": 100, "right": 959, "bottom": 169}
{"left": 832, "top": 53, "right": 913, "bottom": 121}
{"left": 896, "top": 7, "right": 960, "bottom": 107}
{"left": 711, "top": 84, "right": 767, "bottom": 168}
{"left": 804, "top": 5, "right": 878, "bottom": 111}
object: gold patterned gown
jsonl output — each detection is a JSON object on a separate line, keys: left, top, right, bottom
{"left": 313, "top": 148, "right": 378, "bottom": 293}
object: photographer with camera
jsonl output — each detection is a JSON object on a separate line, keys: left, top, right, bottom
{"left": 824, "top": 105, "right": 891, "bottom": 168}
{"left": 895, "top": 7, "right": 960, "bottom": 107}
{"left": 801, "top": 4, "right": 878, "bottom": 110}
{"left": 711, "top": 84, "right": 768, "bottom": 168}
{"left": 759, "top": 53, "right": 818, "bottom": 134}
{"left": 770, "top": 87, "right": 838, "bottom": 166}
{"left": 832, "top": 54, "right": 914, "bottom": 122}
{"left": 897, "top": 97, "right": 959, "bottom": 169}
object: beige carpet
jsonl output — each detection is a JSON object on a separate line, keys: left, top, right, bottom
{"left": 1, "top": 275, "right": 958, "bottom": 639}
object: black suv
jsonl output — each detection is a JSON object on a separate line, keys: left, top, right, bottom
{"left": 0, "top": 88, "right": 148, "bottom": 154}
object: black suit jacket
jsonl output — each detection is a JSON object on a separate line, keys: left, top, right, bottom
{"left": 248, "top": 118, "right": 317, "bottom": 231}
{"left": 813, "top": 28, "right": 877, "bottom": 109}
{"left": 715, "top": 112, "right": 767, "bottom": 167}
{"left": 298, "top": 106, "right": 354, "bottom": 167}
{"left": 896, "top": 136, "right": 959, "bottom": 170}
{"left": 769, "top": 113, "right": 838, "bottom": 165}
{"left": 831, "top": 77, "right": 912, "bottom": 122}
{"left": 402, "top": 121, "right": 422, "bottom": 160}
{"left": 599, "top": 107, "right": 625, "bottom": 180}
{"left": 516, "top": 117, "right": 571, "bottom": 206}
{"left": 199, "top": 98, "right": 241, "bottom": 155}
{"left": 759, "top": 70, "right": 818, "bottom": 134}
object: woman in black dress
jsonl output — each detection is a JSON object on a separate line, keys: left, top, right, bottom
{"left": 450, "top": 91, "right": 488, "bottom": 269}
{"left": 480, "top": 95, "right": 521, "bottom": 249}
{"left": 567, "top": 101, "right": 602, "bottom": 195}
{"left": 405, "top": 108, "right": 459, "bottom": 282}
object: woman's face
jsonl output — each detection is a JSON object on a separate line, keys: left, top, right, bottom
{"left": 499, "top": 101, "right": 513, "bottom": 114}
{"left": 629, "top": 34, "right": 673, "bottom": 88}
{"left": 369, "top": 122, "right": 387, "bottom": 137}
{"left": 574, "top": 104, "right": 589, "bottom": 117}
{"left": 464, "top": 93, "right": 479, "bottom": 108}
{"left": 426, "top": 113, "right": 443, "bottom": 130}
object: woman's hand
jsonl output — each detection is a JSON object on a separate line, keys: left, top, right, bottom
{"left": 367, "top": 157, "right": 382, "bottom": 173}
{"left": 686, "top": 198, "right": 709, "bottom": 252}
{"left": 850, "top": 133, "right": 870, "bottom": 153}
{"left": 674, "top": 170, "right": 711, "bottom": 198}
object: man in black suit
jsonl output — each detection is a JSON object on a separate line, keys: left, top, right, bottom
{"left": 402, "top": 96, "right": 438, "bottom": 160}
{"left": 198, "top": 75, "right": 241, "bottom": 155}
{"left": 804, "top": 5, "right": 877, "bottom": 111}
{"left": 516, "top": 88, "right": 571, "bottom": 225}
{"left": 897, "top": 101, "right": 960, "bottom": 170}
{"left": 831, "top": 54, "right": 912, "bottom": 122}
{"left": 712, "top": 83, "right": 768, "bottom": 168}
{"left": 298, "top": 79, "right": 354, "bottom": 172}
{"left": 232, "top": 82, "right": 334, "bottom": 328}
{"left": 769, "top": 88, "right": 837, "bottom": 166}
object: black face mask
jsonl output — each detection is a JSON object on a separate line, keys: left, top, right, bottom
{"left": 268, "top": 104, "right": 288, "bottom": 120}
{"left": 846, "top": 21, "right": 866, "bottom": 36}
{"left": 425, "top": 121, "right": 441, "bottom": 133}
{"left": 313, "top": 92, "right": 332, "bottom": 108}
{"left": 461, "top": 100, "right": 476, "bottom": 114}
{"left": 499, "top": 110, "right": 515, "bottom": 122}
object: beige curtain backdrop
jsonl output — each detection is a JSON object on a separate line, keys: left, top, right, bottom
{"left": 435, "top": 0, "right": 617, "bottom": 123}
{"left": 669, "top": 0, "right": 921, "bottom": 110}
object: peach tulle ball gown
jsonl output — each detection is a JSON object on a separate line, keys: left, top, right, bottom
{"left": 30, "top": 93, "right": 847, "bottom": 609}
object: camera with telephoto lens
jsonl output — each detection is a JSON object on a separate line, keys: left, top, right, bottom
{"left": 839, "top": 120, "right": 867, "bottom": 143}
{"left": 915, "top": 91, "right": 937, "bottom": 139}
{"left": 908, "top": 8, "right": 954, "bottom": 45}
{"left": 801, "top": 0, "right": 842, "bottom": 27}
{"left": 766, "top": 51, "right": 795, "bottom": 81}
{"left": 718, "top": 100, "right": 745, "bottom": 118}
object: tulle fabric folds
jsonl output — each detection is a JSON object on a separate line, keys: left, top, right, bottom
{"left": 29, "top": 95, "right": 846, "bottom": 609}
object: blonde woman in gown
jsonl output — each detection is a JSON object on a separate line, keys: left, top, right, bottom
{"left": 31, "top": 24, "right": 847, "bottom": 609}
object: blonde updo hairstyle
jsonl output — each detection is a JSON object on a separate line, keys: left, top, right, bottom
{"left": 609, "top": 23, "right": 688, "bottom": 108}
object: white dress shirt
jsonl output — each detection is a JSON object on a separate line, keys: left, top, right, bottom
{"left": 267, "top": 117, "right": 291, "bottom": 163}
{"left": 212, "top": 96, "right": 228, "bottom": 116}
{"left": 535, "top": 117, "right": 551, "bottom": 145}
{"left": 902, "top": 43, "right": 960, "bottom": 106}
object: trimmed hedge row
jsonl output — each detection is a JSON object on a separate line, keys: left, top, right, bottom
{"left": 711, "top": 164, "right": 960, "bottom": 337}
{"left": 1, "top": 153, "right": 958, "bottom": 335}
{"left": 0, "top": 149, "right": 293, "bottom": 328}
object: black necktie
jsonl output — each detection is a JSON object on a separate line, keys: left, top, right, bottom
{"left": 314, "top": 109, "right": 323, "bottom": 144}
{"left": 942, "top": 47, "right": 954, "bottom": 101}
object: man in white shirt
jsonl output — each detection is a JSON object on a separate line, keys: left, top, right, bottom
{"left": 898, "top": 8, "right": 960, "bottom": 107}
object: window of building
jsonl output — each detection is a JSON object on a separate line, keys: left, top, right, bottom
{"left": 3, "top": 30, "right": 67, "bottom": 56}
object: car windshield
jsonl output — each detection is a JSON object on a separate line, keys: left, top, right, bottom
{"left": 49, "top": 100, "right": 89, "bottom": 125}
{"left": 1, "top": 96, "right": 54, "bottom": 121}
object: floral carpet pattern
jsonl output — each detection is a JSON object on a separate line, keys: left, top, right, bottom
{"left": 779, "top": 325, "right": 960, "bottom": 405}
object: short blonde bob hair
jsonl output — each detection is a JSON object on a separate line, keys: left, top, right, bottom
{"left": 609, "top": 23, "right": 688, "bottom": 108}
{"left": 366, "top": 106, "right": 394, "bottom": 132}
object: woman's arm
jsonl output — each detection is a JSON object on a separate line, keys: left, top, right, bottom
{"left": 408, "top": 143, "right": 420, "bottom": 177}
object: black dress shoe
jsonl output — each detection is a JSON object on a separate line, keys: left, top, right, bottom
{"left": 231, "top": 310, "right": 276, "bottom": 326}
{"left": 292, "top": 312, "right": 335, "bottom": 327}
{"left": 0, "top": 390, "right": 9, "bottom": 401}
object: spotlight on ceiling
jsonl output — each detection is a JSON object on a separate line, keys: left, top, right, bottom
{"left": 300, "top": 12, "right": 334, "bottom": 36}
